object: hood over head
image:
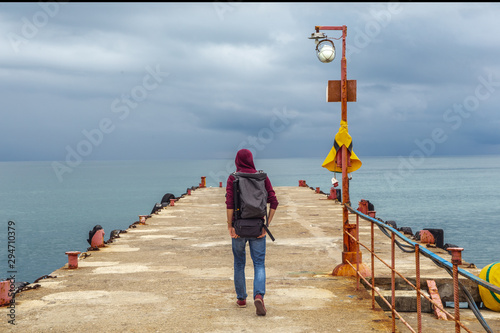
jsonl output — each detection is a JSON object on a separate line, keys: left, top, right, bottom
{"left": 235, "top": 149, "right": 257, "bottom": 172}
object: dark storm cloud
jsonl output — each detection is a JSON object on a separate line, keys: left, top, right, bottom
{"left": 1, "top": 2, "right": 500, "bottom": 163}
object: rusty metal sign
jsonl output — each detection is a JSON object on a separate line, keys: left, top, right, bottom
{"left": 327, "top": 80, "right": 357, "bottom": 102}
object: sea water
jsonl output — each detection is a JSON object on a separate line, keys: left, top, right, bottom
{"left": 1, "top": 155, "right": 499, "bottom": 283}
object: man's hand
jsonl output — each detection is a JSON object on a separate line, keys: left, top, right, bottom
{"left": 228, "top": 224, "right": 238, "bottom": 238}
{"left": 227, "top": 209, "right": 237, "bottom": 238}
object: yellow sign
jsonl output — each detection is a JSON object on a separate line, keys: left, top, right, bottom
{"left": 322, "top": 120, "right": 362, "bottom": 173}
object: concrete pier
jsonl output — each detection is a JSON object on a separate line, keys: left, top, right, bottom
{"left": 1, "top": 186, "right": 499, "bottom": 332}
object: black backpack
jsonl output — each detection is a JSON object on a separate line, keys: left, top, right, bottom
{"left": 232, "top": 171, "right": 275, "bottom": 241}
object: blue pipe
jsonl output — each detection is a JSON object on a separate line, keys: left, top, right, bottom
{"left": 345, "top": 204, "right": 500, "bottom": 295}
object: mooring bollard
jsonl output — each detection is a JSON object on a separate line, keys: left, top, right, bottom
{"left": 219, "top": 182, "right": 222, "bottom": 187}
{"left": 170, "top": 198, "right": 175, "bottom": 206}
{"left": 316, "top": 187, "right": 320, "bottom": 193}
{"left": 90, "top": 229, "right": 105, "bottom": 247}
{"left": 419, "top": 230, "right": 435, "bottom": 245}
{"left": 358, "top": 199, "right": 368, "bottom": 214}
{"left": 200, "top": 176, "right": 206, "bottom": 188}
{"left": 0, "top": 280, "right": 12, "bottom": 306}
{"left": 187, "top": 189, "right": 191, "bottom": 195}
{"left": 328, "top": 187, "right": 336, "bottom": 200}
{"left": 65, "top": 251, "right": 82, "bottom": 269}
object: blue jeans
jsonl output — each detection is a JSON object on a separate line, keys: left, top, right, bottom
{"left": 232, "top": 236, "right": 266, "bottom": 300}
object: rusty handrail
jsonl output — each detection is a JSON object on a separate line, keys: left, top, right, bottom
{"left": 345, "top": 204, "right": 500, "bottom": 295}
{"left": 344, "top": 227, "right": 473, "bottom": 333}
{"left": 345, "top": 258, "right": 417, "bottom": 332}
{"left": 344, "top": 203, "right": 497, "bottom": 333}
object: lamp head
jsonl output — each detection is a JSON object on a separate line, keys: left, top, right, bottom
{"left": 308, "top": 31, "right": 336, "bottom": 63}
{"left": 316, "top": 39, "right": 335, "bottom": 63}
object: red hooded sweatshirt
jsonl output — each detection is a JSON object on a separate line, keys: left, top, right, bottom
{"left": 225, "top": 149, "right": 279, "bottom": 211}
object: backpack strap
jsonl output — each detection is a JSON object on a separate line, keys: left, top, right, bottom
{"left": 232, "top": 172, "right": 241, "bottom": 220}
{"left": 263, "top": 213, "right": 275, "bottom": 242}
{"left": 261, "top": 173, "right": 274, "bottom": 240}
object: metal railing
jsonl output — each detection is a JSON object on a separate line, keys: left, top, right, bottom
{"left": 343, "top": 202, "right": 500, "bottom": 333}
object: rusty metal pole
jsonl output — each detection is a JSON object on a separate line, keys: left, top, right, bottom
{"left": 415, "top": 244, "right": 422, "bottom": 333}
{"left": 341, "top": 25, "right": 347, "bottom": 126}
{"left": 340, "top": 26, "right": 365, "bottom": 275}
{"left": 315, "top": 25, "right": 368, "bottom": 277}
{"left": 339, "top": 26, "right": 350, "bottom": 263}
{"left": 391, "top": 232, "right": 396, "bottom": 332}
{"left": 371, "top": 222, "right": 375, "bottom": 309}
{"left": 356, "top": 213, "right": 360, "bottom": 290}
{"left": 449, "top": 247, "right": 464, "bottom": 333}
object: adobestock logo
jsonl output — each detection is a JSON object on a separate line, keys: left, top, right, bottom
{"left": 346, "top": 3, "right": 403, "bottom": 58}
{"left": 384, "top": 73, "right": 500, "bottom": 191}
{"left": 212, "top": 0, "right": 242, "bottom": 21}
{"left": 7, "top": 1, "right": 66, "bottom": 54}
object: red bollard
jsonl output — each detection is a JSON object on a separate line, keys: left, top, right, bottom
{"left": 201, "top": 176, "right": 206, "bottom": 188}
{"left": 170, "top": 198, "right": 175, "bottom": 206}
{"left": 91, "top": 229, "right": 105, "bottom": 247}
{"left": 328, "top": 188, "right": 341, "bottom": 200}
{"left": 419, "top": 230, "right": 435, "bottom": 244}
{"left": 0, "top": 280, "right": 12, "bottom": 306}
{"left": 449, "top": 247, "right": 464, "bottom": 265}
{"left": 316, "top": 187, "right": 320, "bottom": 193}
{"left": 219, "top": 182, "right": 222, "bottom": 187}
{"left": 358, "top": 200, "right": 369, "bottom": 214}
{"left": 65, "top": 251, "right": 81, "bottom": 269}
{"left": 187, "top": 189, "right": 191, "bottom": 195}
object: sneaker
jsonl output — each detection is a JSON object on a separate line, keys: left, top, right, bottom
{"left": 236, "top": 299, "right": 246, "bottom": 308}
{"left": 254, "top": 295, "right": 266, "bottom": 316}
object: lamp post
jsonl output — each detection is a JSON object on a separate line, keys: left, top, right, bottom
{"left": 309, "top": 25, "right": 369, "bottom": 277}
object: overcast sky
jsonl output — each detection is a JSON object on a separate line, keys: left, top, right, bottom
{"left": 2, "top": 2, "right": 500, "bottom": 164}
